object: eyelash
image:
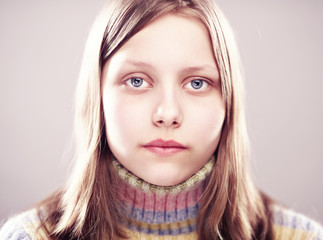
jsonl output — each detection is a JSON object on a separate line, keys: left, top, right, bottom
{"left": 125, "top": 77, "right": 150, "bottom": 89}
{"left": 123, "top": 76, "right": 211, "bottom": 92}
{"left": 183, "top": 79, "right": 210, "bottom": 91}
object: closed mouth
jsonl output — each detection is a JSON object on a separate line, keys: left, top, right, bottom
{"left": 142, "top": 139, "right": 188, "bottom": 155}
{"left": 143, "top": 139, "right": 187, "bottom": 149}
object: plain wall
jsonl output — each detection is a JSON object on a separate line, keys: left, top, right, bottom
{"left": 0, "top": 0, "right": 322, "bottom": 224}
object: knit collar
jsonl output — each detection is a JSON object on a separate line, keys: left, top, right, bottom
{"left": 112, "top": 157, "right": 214, "bottom": 237}
{"left": 112, "top": 156, "right": 214, "bottom": 194}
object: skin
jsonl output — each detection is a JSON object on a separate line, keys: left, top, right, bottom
{"left": 102, "top": 13, "right": 225, "bottom": 186}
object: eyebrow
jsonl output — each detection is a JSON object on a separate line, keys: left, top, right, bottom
{"left": 121, "top": 59, "right": 219, "bottom": 78}
{"left": 179, "top": 65, "right": 218, "bottom": 75}
{"left": 122, "top": 59, "right": 155, "bottom": 69}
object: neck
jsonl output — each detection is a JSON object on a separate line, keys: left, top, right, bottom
{"left": 113, "top": 157, "right": 214, "bottom": 236}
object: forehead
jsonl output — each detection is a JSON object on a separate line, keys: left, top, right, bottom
{"left": 106, "top": 13, "right": 217, "bottom": 73}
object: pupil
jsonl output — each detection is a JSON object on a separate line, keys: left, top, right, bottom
{"left": 131, "top": 78, "right": 142, "bottom": 87}
{"left": 191, "top": 80, "right": 202, "bottom": 89}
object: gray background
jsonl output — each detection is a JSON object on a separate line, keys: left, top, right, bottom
{"left": 0, "top": 0, "right": 322, "bottom": 224}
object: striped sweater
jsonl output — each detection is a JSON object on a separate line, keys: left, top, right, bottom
{"left": 1, "top": 159, "right": 322, "bottom": 239}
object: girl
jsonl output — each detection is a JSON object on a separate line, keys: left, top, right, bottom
{"left": 1, "top": 0, "right": 322, "bottom": 239}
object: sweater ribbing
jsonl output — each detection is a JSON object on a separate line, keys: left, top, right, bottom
{"left": 1, "top": 157, "right": 322, "bottom": 239}
{"left": 113, "top": 158, "right": 214, "bottom": 236}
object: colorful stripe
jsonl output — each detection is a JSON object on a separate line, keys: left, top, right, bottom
{"left": 122, "top": 203, "right": 199, "bottom": 223}
{"left": 120, "top": 183, "right": 203, "bottom": 212}
{"left": 126, "top": 217, "right": 196, "bottom": 235}
{"left": 273, "top": 225, "right": 320, "bottom": 240}
{"left": 273, "top": 206, "right": 323, "bottom": 239}
{"left": 124, "top": 229, "right": 198, "bottom": 240}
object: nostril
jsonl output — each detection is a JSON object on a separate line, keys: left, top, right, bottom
{"left": 171, "top": 120, "right": 180, "bottom": 127}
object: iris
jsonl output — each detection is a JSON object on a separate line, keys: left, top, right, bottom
{"left": 191, "top": 80, "right": 203, "bottom": 89}
{"left": 131, "top": 77, "right": 143, "bottom": 87}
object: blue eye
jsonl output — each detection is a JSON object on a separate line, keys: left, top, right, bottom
{"left": 125, "top": 77, "right": 150, "bottom": 89}
{"left": 191, "top": 80, "right": 204, "bottom": 89}
{"left": 130, "top": 77, "right": 143, "bottom": 87}
{"left": 184, "top": 79, "right": 210, "bottom": 91}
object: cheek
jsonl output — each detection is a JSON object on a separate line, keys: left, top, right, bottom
{"left": 187, "top": 98, "right": 225, "bottom": 146}
{"left": 103, "top": 92, "right": 150, "bottom": 149}
{"left": 207, "top": 106, "right": 225, "bottom": 137}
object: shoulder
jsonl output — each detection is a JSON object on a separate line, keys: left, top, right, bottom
{"left": 272, "top": 204, "right": 323, "bottom": 240}
{"left": 0, "top": 208, "right": 48, "bottom": 240}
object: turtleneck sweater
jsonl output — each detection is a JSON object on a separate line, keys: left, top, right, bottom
{"left": 1, "top": 157, "right": 323, "bottom": 239}
{"left": 112, "top": 158, "right": 214, "bottom": 239}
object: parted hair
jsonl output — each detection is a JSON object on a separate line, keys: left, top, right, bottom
{"left": 38, "top": 0, "right": 274, "bottom": 239}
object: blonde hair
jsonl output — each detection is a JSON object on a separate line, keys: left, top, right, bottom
{"left": 39, "top": 0, "right": 273, "bottom": 239}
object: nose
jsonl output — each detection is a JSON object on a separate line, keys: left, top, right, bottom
{"left": 152, "top": 89, "right": 183, "bottom": 128}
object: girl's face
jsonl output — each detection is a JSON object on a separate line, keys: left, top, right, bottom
{"left": 102, "top": 13, "right": 225, "bottom": 186}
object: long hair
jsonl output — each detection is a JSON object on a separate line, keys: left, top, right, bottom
{"left": 38, "top": 0, "right": 273, "bottom": 239}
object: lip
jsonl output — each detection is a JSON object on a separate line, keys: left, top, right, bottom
{"left": 142, "top": 139, "right": 188, "bottom": 156}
